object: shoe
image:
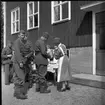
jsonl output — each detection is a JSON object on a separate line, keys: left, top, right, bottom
{"left": 57, "top": 82, "right": 62, "bottom": 91}
{"left": 5, "top": 83, "right": 10, "bottom": 85}
{"left": 40, "top": 88, "right": 51, "bottom": 93}
{"left": 40, "top": 85, "right": 51, "bottom": 93}
{"left": 14, "top": 92, "right": 27, "bottom": 98}
{"left": 36, "top": 88, "right": 40, "bottom": 92}
{"left": 36, "top": 83, "right": 40, "bottom": 92}
{"left": 58, "top": 87, "right": 66, "bottom": 92}
{"left": 66, "top": 85, "right": 71, "bottom": 90}
{"left": 15, "top": 93, "right": 28, "bottom": 99}
{"left": 28, "top": 81, "right": 33, "bottom": 89}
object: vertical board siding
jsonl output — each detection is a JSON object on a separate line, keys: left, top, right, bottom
{"left": 70, "top": 47, "right": 93, "bottom": 74}
{"left": 6, "top": 1, "right": 93, "bottom": 48}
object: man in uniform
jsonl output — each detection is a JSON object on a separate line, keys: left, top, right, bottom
{"left": 2, "top": 41, "right": 13, "bottom": 85}
{"left": 12, "top": 30, "right": 34, "bottom": 99}
{"left": 34, "top": 32, "right": 52, "bottom": 93}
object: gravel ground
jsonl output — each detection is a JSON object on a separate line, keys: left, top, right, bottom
{"left": 2, "top": 71, "right": 105, "bottom": 105}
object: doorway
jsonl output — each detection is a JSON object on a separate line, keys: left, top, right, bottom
{"left": 96, "top": 11, "right": 105, "bottom": 76}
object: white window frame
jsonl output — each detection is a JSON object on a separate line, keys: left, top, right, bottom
{"left": 51, "top": 1, "right": 71, "bottom": 24}
{"left": 11, "top": 7, "right": 20, "bottom": 34}
{"left": 27, "top": 1, "right": 39, "bottom": 30}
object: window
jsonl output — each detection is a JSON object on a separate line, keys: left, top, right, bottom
{"left": 27, "top": 1, "right": 39, "bottom": 30}
{"left": 51, "top": 1, "right": 71, "bottom": 24}
{"left": 11, "top": 7, "right": 20, "bottom": 34}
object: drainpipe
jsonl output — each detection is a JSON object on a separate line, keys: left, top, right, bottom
{"left": 92, "top": 11, "right": 96, "bottom": 75}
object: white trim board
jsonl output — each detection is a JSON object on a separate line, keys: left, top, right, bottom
{"left": 80, "top": 1, "right": 105, "bottom": 10}
{"left": 92, "top": 12, "right": 96, "bottom": 75}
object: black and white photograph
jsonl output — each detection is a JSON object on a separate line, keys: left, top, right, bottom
{"left": 1, "top": 1, "right": 105, "bottom": 105}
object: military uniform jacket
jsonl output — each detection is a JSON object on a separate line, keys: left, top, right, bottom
{"left": 12, "top": 38, "right": 33, "bottom": 64}
{"left": 34, "top": 38, "right": 50, "bottom": 65}
{"left": 2, "top": 46, "right": 13, "bottom": 64}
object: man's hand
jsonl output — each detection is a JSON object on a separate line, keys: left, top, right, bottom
{"left": 20, "top": 62, "right": 23, "bottom": 68}
{"left": 7, "top": 54, "right": 12, "bottom": 57}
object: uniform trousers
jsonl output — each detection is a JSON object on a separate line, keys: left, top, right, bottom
{"left": 13, "top": 63, "right": 29, "bottom": 95}
{"left": 36, "top": 64, "right": 47, "bottom": 89}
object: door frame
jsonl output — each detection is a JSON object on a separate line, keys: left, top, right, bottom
{"left": 92, "top": 10, "right": 105, "bottom": 75}
{"left": 80, "top": 1, "right": 105, "bottom": 75}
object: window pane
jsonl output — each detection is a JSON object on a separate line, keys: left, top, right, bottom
{"left": 16, "top": 21, "right": 19, "bottom": 32}
{"left": 29, "top": 16, "right": 33, "bottom": 28}
{"left": 34, "top": 2, "right": 38, "bottom": 13}
{"left": 13, "top": 23, "right": 15, "bottom": 33}
{"left": 34, "top": 14, "right": 38, "bottom": 27}
{"left": 54, "top": 6, "right": 60, "bottom": 21}
{"left": 54, "top": 1, "right": 60, "bottom": 5}
{"left": 29, "top": 3, "right": 33, "bottom": 15}
{"left": 13, "top": 12, "right": 15, "bottom": 22}
{"left": 16, "top": 10, "right": 19, "bottom": 20}
{"left": 62, "top": 3, "right": 68, "bottom": 19}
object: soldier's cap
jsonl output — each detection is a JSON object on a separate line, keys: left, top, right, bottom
{"left": 53, "top": 37, "right": 60, "bottom": 45}
{"left": 42, "top": 32, "right": 50, "bottom": 39}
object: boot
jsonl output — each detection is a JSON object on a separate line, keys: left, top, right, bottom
{"left": 40, "top": 83, "right": 51, "bottom": 93}
{"left": 13, "top": 85, "right": 20, "bottom": 97}
{"left": 57, "top": 82, "right": 66, "bottom": 92}
{"left": 14, "top": 90, "right": 27, "bottom": 99}
{"left": 14, "top": 91, "right": 27, "bottom": 97}
{"left": 5, "top": 83, "right": 10, "bottom": 85}
{"left": 14, "top": 85, "right": 28, "bottom": 99}
{"left": 23, "top": 82, "right": 29, "bottom": 94}
{"left": 65, "top": 81, "right": 71, "bottom": 90}
{"left": 28, "top": 81, "right": 33, "bottom": 88}
{"left": 36, "top": 83, "right": 40, "bottom": 92}
{"left": 57, "top": 82, "right": 62, "bottom": 91}
{"left": 15, "top": 93, "right": 27, "bottom": 99}
{"left": 16, "top": 84, "right": 28, "bottom": 96}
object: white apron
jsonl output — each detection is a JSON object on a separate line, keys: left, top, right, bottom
{"left": 57, "top": 44, "right": 72, "bottom": 82}
{"left": 57, "top": 55, "right": 71, "bottom": 82}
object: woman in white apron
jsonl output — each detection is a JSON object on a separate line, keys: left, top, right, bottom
{"left": 53, "top": 37, "right": 71, "bottom": 92}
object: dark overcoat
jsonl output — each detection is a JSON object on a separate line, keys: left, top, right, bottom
{"left": 2, "top": 46, "right": 13, "bottom": 65}
{"left": 34, "top": 38, "right": 50, "bottom": 66}
{"left": 2, "top": 46, "right": 13, "bottom": 84}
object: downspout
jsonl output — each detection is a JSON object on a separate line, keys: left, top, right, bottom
{"left": 92, "top": 12, "right": 96, "bottom": 75}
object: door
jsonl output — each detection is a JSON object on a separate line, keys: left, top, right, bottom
{"left": 96, "top": 11, "right": 105, "bottom": 76}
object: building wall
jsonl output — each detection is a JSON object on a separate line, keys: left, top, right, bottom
{"left": 6, "top": 2, "right": 26, "bottom": 42}
{"left": 70, "top": 47, "right": 93, "bottom": 74}
{"left": 6, "top": 1, "right": 93, "bottom": 48}
{"left": 6, "top": 1, "right": 97, "bottom": 74}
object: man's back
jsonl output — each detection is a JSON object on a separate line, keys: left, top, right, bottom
{"left": 34, "top": 38, "right": 49, "bottom": 65}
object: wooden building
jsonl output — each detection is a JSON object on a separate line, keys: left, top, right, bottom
{"left": 3, "top": 1, "right": 105, "bottom": 77}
